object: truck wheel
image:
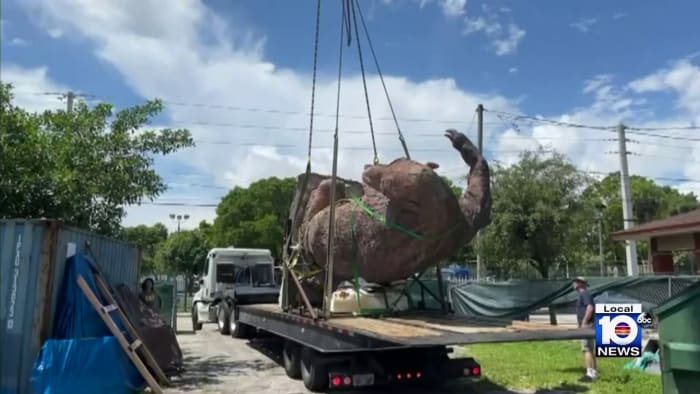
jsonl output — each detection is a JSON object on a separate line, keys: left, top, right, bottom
{"left": 283, "top": 340, "right": 302, "bottom": 379}
{"left": 191, "top": 304, "right": 203, "bottom": 331}
{"left": 230, "top": 310, "right": 251, "bottom": 339}
{"left": 300, "top": 347, "right": 328, "bottom": 392}
{"left": 217, "top": 303, "right": 231, "bottom": 335}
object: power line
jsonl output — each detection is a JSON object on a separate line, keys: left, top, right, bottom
{"left": 137, "top": 201, "right": 219, "bottom": 207}
{"left": 483, "top": 108, "right": 615, "bottom": 131}
{"left": 191, "top": 140, "right": 615, "bottom": 151}
{"left": 189, "top": 141, "right": 700, "bottom": 165}
{"left": 623, "top": 130, "right": 700, "bottom": 142}
{"left": 485, "top": 107, "right": 700, "bottom": 136}
{"left": 11, "top": 89, "right": 700, "bottom": 140}
{"left": 627, "top": 125, "right": 700, "bottom": 131}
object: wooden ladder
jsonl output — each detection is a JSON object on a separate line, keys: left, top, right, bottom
{"left": 77, "top": 274, "right": 166, "bottom": 394}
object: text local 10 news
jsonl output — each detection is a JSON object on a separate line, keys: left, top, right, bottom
{"left": 594, "top": 303, "right": 655, "bottom": 358}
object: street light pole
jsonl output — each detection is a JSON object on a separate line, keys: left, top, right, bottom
{"left": 169, "top": 213, "right": 190, "bottom": 232}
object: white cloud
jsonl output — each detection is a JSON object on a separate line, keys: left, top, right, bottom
{"left": 570, "top": 18, "right": 598, "bottom": 33}
{"left": 1, "top": 64, "right": 69, "bottom": 111}
{"left": 47, "top": 28, "right": 63, "bottom": 38}
{"left": 492, "top": 24, "right": 526, "bottom": 56}
{"left": 9, "top": 37, "right": 30, "bottom": 46}
{"left": 417, "top": 0, "right": 466, "bottom": 16}
{"left": 12, "top": 0, "right": 700, "bottom": 230}
{"left": 462, "top": 6, "right": 525, "bottom": 56}
{"left": 14, "top": 0, "right": 520, "bottom": 230}
{"left": 439, "top": 0, "right": 466, "bottom": 16}
{"left": 613, "top": 13, "right": 627, "bottom": 20}
{"left": 509, "top": 67, "right": 519, "bottom": 74}
{"left": 628, "top": 59, "right": 700, "bottom": 119}
{"left": 490, "top": 69, "right": 700, "bottom": 196}
{"left": 583, "top": 74, "right": 613, "bottom": 94}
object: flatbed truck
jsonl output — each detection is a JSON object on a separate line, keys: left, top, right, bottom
{"left": 193, "top": 188, "right": 596, "bottom": 391}
{"left": 229, "top": 302, "right": 595, "bottom": 391}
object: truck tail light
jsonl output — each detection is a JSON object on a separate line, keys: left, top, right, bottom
{"left": 331, "top": 376, "right": 342, "bottom": 387}
{"left": 472, "top": 367, "right": 480, "bottom": 376}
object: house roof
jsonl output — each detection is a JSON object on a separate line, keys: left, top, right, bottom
{"left": 611, "top": 208, "right": 700, "bottom": 241}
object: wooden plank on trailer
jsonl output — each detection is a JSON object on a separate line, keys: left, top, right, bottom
{"left": 385, "top": 317, "right": 514, "bottom": 335}
{"left": 77, "top": 275, "right": 163, "bottom": 394}
{"left": 92, "top": 274, "right": 171, "bottom": 386}
{"left": 331, "top": 316, "right": 442, "bottom": 338}
{"left": 507, "top": 320, "right": 580, "bottom": 331}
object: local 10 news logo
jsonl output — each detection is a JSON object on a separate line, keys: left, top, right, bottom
{"left": 595, "top": 303, "right": 654, "bottom": 357}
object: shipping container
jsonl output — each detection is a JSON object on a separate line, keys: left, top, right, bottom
{"left": 0, "top": 219, "right": 140, "bottom": 394}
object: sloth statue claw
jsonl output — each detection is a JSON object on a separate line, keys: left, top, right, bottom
{"left": 296, "top": 129, "right": 491, "bottom": 305}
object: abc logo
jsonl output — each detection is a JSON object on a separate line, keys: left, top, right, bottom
{"left": 636, "top": 312, "right": 654, "bottom": 328}
{"left": 598, "top": 315, "right": 639, "bottom": 346}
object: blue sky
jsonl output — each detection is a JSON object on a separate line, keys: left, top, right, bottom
{"left": 2, "top": 0, "right": 700, "bottom": 230}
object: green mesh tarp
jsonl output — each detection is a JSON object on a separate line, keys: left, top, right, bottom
{"left": 447, "top": 276, "right": 700, "bottom": 320}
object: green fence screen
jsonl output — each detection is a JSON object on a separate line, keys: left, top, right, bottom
{"left": 155, "top": 282, "right": 177, "bottom": 330}
{"left": 447, "top": 276, "right": 700, "bottom": 320}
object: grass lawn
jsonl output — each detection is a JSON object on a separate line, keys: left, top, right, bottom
{"left": 459, "top": 341, "right": 661, "bottom": 394}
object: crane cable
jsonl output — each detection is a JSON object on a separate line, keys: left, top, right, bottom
{"left": 354, "top": 0, "right": 410, "bottom": 160}
{"left": 323, "top": 0, "right": 353, "bottom": 318}
{"left": 349, "top": 0, "right": 379, "bottom": 165}
{"left": 288, "top": 0, "right": 322, "bottom": 262}
{"left": 306, "top": 0, "right": 322, "bottom": 163}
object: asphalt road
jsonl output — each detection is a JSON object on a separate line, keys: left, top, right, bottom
{"left": 164, "top": 314, "right": 570, "bottom": 394}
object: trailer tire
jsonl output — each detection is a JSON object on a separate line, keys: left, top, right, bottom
{"left": 282, "top": 340, "right": 302, "bottom": 379}
{"left": 230, "top": 308, "right": 251, "bottom": 339}
{"left": 300, "top": 347, "right": 328, "bottom": 392}
{"left": 191, "top": 304, "right": 203, "bottom": 331}
{"left": 217, "top": 303, "right": 231, "bottom": 335}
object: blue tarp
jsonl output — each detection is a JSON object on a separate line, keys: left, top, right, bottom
{"left": 30, "top": 253, "right": 145, "bottom": 393}
{"left": 52, "top": 254, "right": 124, "bottom": 339}
{"left": 30, "top": 337, "right": 144, "bottom": 394}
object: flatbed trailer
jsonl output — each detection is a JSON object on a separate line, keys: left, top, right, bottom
{"left": 236, "top": 303, "right": 596, "bottom": 392}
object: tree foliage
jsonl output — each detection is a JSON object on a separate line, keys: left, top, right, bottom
{"left": 579, "top": 173, "right": 698, "bottom": 266}
{"left": 154, "top": 229, "right": 211, "bottom": 276}
{"left": 476, "top": 149, "right": 594, "bottom": 279}
{"left": 210, "top": 176, "right": 297, "bottom": 260}
{"left": 0, "top": 83, "right": 193, "bottom": 235}
{"left": 118, "top": 223, "right": 169, "bottom": 274}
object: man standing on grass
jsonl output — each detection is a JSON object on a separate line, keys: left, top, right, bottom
{"left": 574, "top": 276, "right": 597, "bottom": 382}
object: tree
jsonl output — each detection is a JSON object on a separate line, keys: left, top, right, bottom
{"left": 580, "top": 173, "right": 698, "bottom": 268}
{"left": 0, "top": 83, "right": 193, "bottom": 235}
{"left": 476, "top": 149, "right": 594, "bottom": 279}
{"left": 118, "top": 223, "right": 169, "bottom": 274}
{"left": 211, "top": 177, "right": 297, "bottom": 259}
{"left": 154, "top": 229, "right": 211, "bottom": 277}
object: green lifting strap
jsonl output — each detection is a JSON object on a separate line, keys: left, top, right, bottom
{"left": 350, "top": 195, "right": 464, "bottom": 241}
{"left": 350, "top": 209, "right": 391, "bottom": 317}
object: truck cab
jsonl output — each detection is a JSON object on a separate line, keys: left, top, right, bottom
{"left": 191, "top": 247, "right": 279, "bottom": 337}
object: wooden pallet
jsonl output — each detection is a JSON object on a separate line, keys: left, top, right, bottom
{"left": 77, "top": 275, "right": 163, "bottom": 394}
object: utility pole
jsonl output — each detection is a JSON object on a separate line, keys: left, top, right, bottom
{"left": 475, "top": 104, "right": 484, "bottom": 281}
{"left": 65, "top": 91, "right": 76, "bottom": 113}
{"left": 617, "top": 123, "right": 639, "bottom": 276}
{"left": 597, "top": 212, "right": 604, "bottom": 276}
